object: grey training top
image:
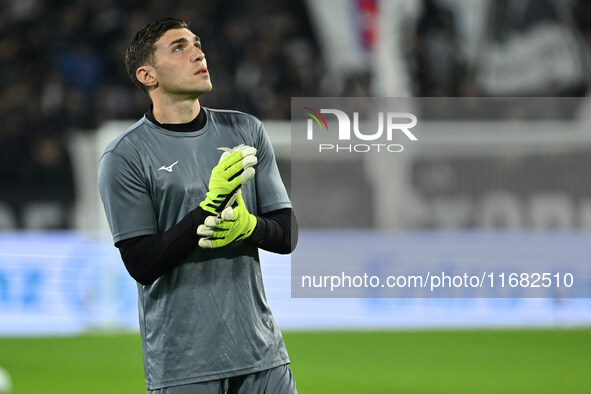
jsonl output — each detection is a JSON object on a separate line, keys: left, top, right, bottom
{"left": 97, "top": 107, "right": 291, "bottom": 390}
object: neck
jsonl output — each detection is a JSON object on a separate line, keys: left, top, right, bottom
{"left": 150, "top": 93, "right": 201, "bottom": 124}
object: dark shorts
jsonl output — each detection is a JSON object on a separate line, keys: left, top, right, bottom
{"left": 147, "top": 364, "right": 297, "bottom": 394}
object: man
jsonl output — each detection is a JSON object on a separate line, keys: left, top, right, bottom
{"left": 98, "top": 17, "right": 297, "bottom": 393}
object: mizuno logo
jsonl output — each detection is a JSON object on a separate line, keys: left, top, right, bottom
{"left": 158, "top": 161, "right": 179, "bottom": 172}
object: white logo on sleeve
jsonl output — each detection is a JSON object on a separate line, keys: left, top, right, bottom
{"left": 158, "top": 161, "right": 179, "bottom": 172}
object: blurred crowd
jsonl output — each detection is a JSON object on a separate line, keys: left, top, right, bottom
{"left": 0, "top": 0, "right": 323, "bottom": 228}
{"left": 2, "top": 0, "right": 591, "bottom": 229}
{"left": 410, "top": 0, "right": 591, "bottom": 97}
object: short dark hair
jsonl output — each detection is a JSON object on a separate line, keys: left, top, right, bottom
{"left": 125, "top": 17, "right": 189, "bottom": 93}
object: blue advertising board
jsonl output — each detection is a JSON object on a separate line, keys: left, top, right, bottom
{"left": 1, "top": 232, "right": 590, "bottom": 336}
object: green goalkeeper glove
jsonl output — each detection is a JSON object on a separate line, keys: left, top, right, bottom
{"left": 215, "top": 144, "right": 254, "bottom": 209}
{"left": 197, "top": 194, "right": 257, "bottom": 248}
{"left": 199, "top": 146, "right": 257, "bottom": 215}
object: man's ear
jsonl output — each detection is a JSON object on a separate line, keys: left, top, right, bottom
{"left": 136, "top": 65, "right": 157, "bottom": 89}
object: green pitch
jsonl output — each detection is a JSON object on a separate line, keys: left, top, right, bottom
{"left": 0, "top": 329, "right": 589, "bottom": 393}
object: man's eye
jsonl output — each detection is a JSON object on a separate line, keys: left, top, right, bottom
{"left": 173, "top": 46, "right": 182, "bottom": 52}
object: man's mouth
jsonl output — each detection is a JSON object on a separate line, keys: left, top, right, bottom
{"left": 195, "top": 67, "right": 208, "bottom": 75}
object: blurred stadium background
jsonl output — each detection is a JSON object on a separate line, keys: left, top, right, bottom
{"left": 1, "top": 0, "right": 591, "bottom": 392}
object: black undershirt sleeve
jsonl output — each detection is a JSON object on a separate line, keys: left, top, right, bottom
{"left": 116, "top": 207, "right": 209, "bottom": 286}
{"left": 117, "top": 207, "right": 297, "bottom": 286}
{"left": 245, "top": 208, "right": 298, "bottom": 254}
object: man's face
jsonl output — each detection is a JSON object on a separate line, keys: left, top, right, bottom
{"left": 150, "top": 28, "right": 212, "bottom": 97}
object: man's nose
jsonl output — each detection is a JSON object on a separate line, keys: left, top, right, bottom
{"left": 192, "top": 47, "right": 205, "bottom": 62}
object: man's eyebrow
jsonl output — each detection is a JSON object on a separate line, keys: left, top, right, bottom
{"left": 168, "top": 36, "right": 201, "bottom": 47}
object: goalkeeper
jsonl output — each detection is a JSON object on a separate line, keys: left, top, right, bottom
{"left": 98, "top": 17, "right": 297, "bottom": 393}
